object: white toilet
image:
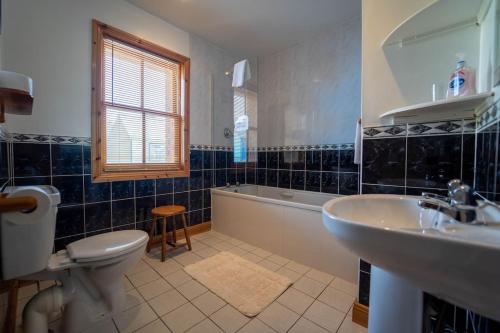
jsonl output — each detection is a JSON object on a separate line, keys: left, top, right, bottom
{"left": 0, "top": 185, "right": 149, "bottom": 333}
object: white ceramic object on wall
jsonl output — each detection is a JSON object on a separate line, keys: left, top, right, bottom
{"left": 322, "top": 194, "right": 500, "bottom": 326}
{"left": 0, "top": 185, "right": 149, "bottom": 333}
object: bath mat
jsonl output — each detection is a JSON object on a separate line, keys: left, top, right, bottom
{"left": 184, "top": 251, "right": 292, "bottom": 317}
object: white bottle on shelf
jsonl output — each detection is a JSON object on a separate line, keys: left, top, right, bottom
{"left": 446, "top": 54, "right": 476, "bottom": 99}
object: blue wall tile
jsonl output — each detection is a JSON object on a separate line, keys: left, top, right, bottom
{"left": 84, "top": 176, "right": 110, "bottom": 203}
{"left": 13, "top": 143, "right": 51, "bottom": 177}
{"left": 112, "top": 180, "right": 134, "bottom": 200}
{"left": 52, "top": 144, "right": 83, "bottom": 175}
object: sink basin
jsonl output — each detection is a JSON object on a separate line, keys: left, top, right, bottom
{"left": 322, "top": 194, "right": 500, "bottom": 322}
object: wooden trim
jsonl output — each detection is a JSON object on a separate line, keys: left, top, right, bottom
{"left": 352, "top": 301, "right": 369, "bottom": 328}
{"left": 91, "top": 20, "right": 190, "bottom": 182}
{"left": 0, "top": 194, "right": 37, "bottom": 213}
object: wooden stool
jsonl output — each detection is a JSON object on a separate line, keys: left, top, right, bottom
{"left": 147, "top": 205, "right": 192, "bottom": 261}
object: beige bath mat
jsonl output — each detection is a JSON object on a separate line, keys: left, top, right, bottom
{"left": 184, "top": 251, "right": 292, "bottom": 317}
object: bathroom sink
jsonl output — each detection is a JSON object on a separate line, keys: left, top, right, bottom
{"left": 322, "top": 194, "right": 500, "bottom": 322}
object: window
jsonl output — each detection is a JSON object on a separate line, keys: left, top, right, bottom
{"left": 91, "top": 20, "right": 190, "bottom": 181}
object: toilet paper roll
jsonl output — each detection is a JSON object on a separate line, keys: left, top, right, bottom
{"left": 3, "top": 187, "right": 53, "bottom": 225}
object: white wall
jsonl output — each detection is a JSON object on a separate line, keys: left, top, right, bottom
{"left": 362, "top": 0, "right": 436, "bottom": 126}
{"left": 257, "top": 16, "right": 361, "bottom": 147}
{"left": 2, "top": 0, "right": 238, "bottom": 146}
{"left": 189, "top": 34, "right": 239, "bottom": 146}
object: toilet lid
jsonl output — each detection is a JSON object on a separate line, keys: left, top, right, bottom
{"left": 66, "top": 230, "right": 148, "bottom": 262}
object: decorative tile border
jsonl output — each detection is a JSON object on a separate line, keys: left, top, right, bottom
{"left": 10, "top": 133, "right": 91, "bottom": 145}
{"left": 256, "top": 143, "right": 354, "bottom": 151}
{"left": 363, "top": 125, "right": 406, "bottom": 138}
{"left": 477, "top": 99, "right": 500, "bottom": 131}
{"left": 364, "top": 118, "right": 475, "bottom": 139}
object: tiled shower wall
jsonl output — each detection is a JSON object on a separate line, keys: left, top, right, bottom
{"left": 254, "top": 144, "right": 360, "bottom": 195}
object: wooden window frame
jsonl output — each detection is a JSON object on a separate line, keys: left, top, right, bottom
{"left": 91, "top": 20, "right": 190, "bottom": 182}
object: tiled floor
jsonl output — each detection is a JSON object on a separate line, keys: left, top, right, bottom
{"left": 3, "top": 230, "right": 367, "bottom": 333}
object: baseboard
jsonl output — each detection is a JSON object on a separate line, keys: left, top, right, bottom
{"left": 175, "top": 221, "right": 212, "bottom": 239}
{"left": 352, "top": 301, "right": 369, "bottom": 328}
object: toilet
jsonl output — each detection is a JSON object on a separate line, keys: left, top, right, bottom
{"left": 0, "top": 185, "right": 149, "bottom": 333}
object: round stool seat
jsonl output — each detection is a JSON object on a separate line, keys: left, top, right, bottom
{"left": 152, "top": 205, "right": 186, "bottom": 217}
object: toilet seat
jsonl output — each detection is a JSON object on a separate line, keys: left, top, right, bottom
{"left": 67, "top": 230, "right": 149, "bottom": 263}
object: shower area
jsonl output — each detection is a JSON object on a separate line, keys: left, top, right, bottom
{"left": 189, "top": 35, "right": 258, "bottom": 174}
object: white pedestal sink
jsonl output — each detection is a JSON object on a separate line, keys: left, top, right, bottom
{"left": 322, "top": 194, "right": 500, "bottom": 332}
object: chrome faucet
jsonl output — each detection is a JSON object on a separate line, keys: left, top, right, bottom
{"left": 418, "top": 179, "right": 479, "bottom": 224}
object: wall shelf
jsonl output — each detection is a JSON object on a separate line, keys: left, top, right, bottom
{"left": 379, "top": 91, "right": 494, "bottom": 123}
{"left": 382, "top": 0, "right": 485, "bottom": 48}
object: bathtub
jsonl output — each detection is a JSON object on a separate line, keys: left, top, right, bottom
{"left": 211, "top": 185, "right": 358, "bottom": 283}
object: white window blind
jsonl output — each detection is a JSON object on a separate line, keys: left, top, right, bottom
{"left": 103, "top": 38, "right": 181, "bottom": 168}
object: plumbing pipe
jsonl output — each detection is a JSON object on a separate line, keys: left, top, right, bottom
{"left": 23, "top": 285, "right": 63, "bottom": 333}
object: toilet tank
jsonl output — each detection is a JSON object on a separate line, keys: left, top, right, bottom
{"left": 0, "top": 186, "right": 60, "bottom": 280}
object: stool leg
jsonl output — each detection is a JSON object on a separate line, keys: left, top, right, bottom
{"left": 161, "top": 217, "right": 167, "bottom": 261}
{"left": 181, "top": 213, "right": 192, "bottom": 251}
{"left": 146, "top": 215, "right": 157, "bottom": 253}
{"left": 172, "top": 216, "right": 177, "bottom": 245}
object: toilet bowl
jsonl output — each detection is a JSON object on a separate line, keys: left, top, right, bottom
{"left": 0, "top": 186, "right": 149, "bottom": 333}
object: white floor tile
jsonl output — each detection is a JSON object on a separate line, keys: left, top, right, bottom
{"left": 210, "top": 305, "right": 250, "bottom": 333}
{"left": 164, "top": 269, "right": 192, "bottom": 287}
{"left": 276, "top": 267, "right": 302, "bottom": 282}
{"left": 330, "top": 278, "right": 358, "bottom": 297}
{"left": 226, "top": 246, "right": 248, "bottom": 256}
{"left": 239, "top": 318, "right": 276, "bottom": 333}
{"left": 148, "top": 289, "right": 188, "bottom": 316}
{"left": 251, "top": 248, "right": 273, "bottom": 258}
{"left": 134, "top": 319, "right": 172, "bottom": 333}
{"left": 306, "top": 269, "right": 335, "bottom": 285}
{"left": 121, "top": 289, "right": 145, "bottom": 311}
{"left": 289, "top": 317, "right": 329, "bottom": 333}
{"left": 226, "top": 238, "right": 244, "bottom": 246}
{"left": 186, "top": 318, "right": 224, "bottom": 333}
{"left": 194, "top": 246, "right": 220, "bottom": 258}
{"left": 337, "top": 316, "right": 368, "bottom": 333}
{"left": 317, "top": 287, "right": 355, "bottom": 313}
{"left": 172, "top": 252, "right": 203, "bottom": 266}
{"left": 285, "top": 261, "right": 310, "bottom": 274}
{"left": 241, "top": 252, "right": 263, "bottom": 263}
{"left": 267, "top": 254, "right": 290, "bottom": 266}
{"left": 277, "top": 288, "right": 315, "bottom": 315}
{"left": 177, "top": 280, "right": 208, "bottom": 300}
{"left": 303, "top": 301, "right": 345, "bottom": 333}
{"left": 258, "top": 259, "right": 281, "bottom": 272}
{"left": 211, "top": 241, "right": 235, "bottom": 251}
{"left": 152, "top": 260, "right": 183, "bottom": 277}
{"left": 113, "top": 302, "right": 158, "bottom": 333}
{"left": 137, "top": 278, "right": 173, "bottom": 300}
{"left": 161, "top": 302, "right": 206, "bottom": 333}
{"left": 200, "top": 237, "right": 225, "bottom": 246}
{"left": 258, "top": 302, "right": 300, "bottom": 333}
{"left": 191, "top": 291, "right": 227, "bottom": 316}
{"left": 122, "top": 276, "right": 134, "bottom": 292}
{"left": 293, "top": 276, "right": 327, "bottom": 298}
{"left": 127, "top": 259, "right": 151, "bottom": 275}
{"left": 127, "top": 268, "right": 161, "bottom": 288}
{"left": 237, "top": 242, "right": 258, "bottom": 252}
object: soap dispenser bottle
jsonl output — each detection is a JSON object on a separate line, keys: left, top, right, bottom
{"left": 446, "top": 54, "right": 476, "bottom": 99}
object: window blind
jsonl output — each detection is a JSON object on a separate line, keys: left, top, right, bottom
{"left": 103, "top": 38, "right": 181, "bottom": 168}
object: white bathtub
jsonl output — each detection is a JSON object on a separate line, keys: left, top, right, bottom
{"left": 211, "top": 185, "right": 358, "bottom": 283}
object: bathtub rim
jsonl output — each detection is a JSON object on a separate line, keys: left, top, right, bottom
{"left": 211, "top": 185, "right": 339, "bottom": 212}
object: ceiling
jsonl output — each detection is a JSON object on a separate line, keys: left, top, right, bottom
{"left": 126, "top": 0, "right": 361, "bottom": 57}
